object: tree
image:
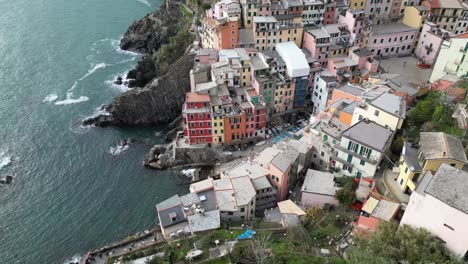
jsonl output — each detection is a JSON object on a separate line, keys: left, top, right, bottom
{"left": 335, "top": 177, "right": 355, "bottom": 206}
{"left": 305, "top": 207, "right": 322, "bottom": 222}
{"left": 390, "top": 135, "right": 405, "bottom": 156}
{"left": 163, "top": 243, "right": 177, "bottom": 264}
{"left": 229, "top": 233, "right": 274, "bottom": 264}
{"left": 348, "top": 221, "right": 461, "bottom": 264}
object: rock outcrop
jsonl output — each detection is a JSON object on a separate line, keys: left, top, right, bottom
{"left": 120, "top": 4, "right": 182, "bottom": 54}
{"left": 83, "top": 53, "right": 195, "bottom": 127}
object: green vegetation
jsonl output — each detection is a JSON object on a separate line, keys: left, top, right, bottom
{"left": 153, "top": 29, "right": 194, "bottom": 75}
{"left": 348, "top": 221, "right": 461, "bottom": 264}
{"left": 335, "top": 177, "right": 356, "bottom": 207}
{"left": 405, "top": 91, "right": 464, "bottom": 139}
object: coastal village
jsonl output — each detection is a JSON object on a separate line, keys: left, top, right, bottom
{"left": 82, "top": 0, "right": 468, "bottom": 263}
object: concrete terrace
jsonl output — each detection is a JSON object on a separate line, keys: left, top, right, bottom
{"left": 378, "top": 56, "right": 432, "bottom": 84}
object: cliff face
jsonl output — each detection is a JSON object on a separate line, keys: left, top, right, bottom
{"left": 84, "top": 53, "right": 195, "bottom": 126}
{"left": 119, "top": 4, "right": 182, "bottom": 54}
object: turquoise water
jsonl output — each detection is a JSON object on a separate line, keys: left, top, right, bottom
{"left": 0, "top": 0, "right": 184, "bottom": 263}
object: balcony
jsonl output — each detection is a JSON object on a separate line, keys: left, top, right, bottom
{"left": 334, "top": 156, "right": 354, "bottom": 168}
{"left": 335, "top": 145, "right": 378, "bottom": 165}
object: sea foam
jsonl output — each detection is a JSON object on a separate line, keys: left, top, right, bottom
{"left": 136, "top": 0, "right": 151, "bottom": 7}
{"left": 0, "top": 152, "right": 12, "bottom": 171}
{"left": 55, "top": 63, "right": 108, "bottom": 105}
{"left": 63, "top": 254, "right": 81, "bottom": 264}
{"left": 43, "top": 94, "right": 58, "bottom": 103}
{"left": 109, "top": 144, "right": 130, "bottom": 156}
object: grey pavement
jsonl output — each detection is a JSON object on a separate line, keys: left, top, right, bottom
{"left": 379, "top": 56, "right": 432, "bottom": 83}
{"left": 382, "top": 168, "right": 410, "bottom": 204}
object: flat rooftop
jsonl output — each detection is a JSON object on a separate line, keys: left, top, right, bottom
{"left": 372, "top": 23, "right": 417, "bottom": 35}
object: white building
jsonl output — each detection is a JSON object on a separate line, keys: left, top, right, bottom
{"left": 351, "top": 92, "right": 406, "bottom": 131}
{"left": 334, "top": 119, "right": 394, "bottom": 178}
{"left": 400, "top": 164, "right": 468, "bottom": 258}
{"left": 430, "top": 33, "right": 468, "bottom": 82}
{"left": 312, "top": 73, "right": 337, "bottom": 114}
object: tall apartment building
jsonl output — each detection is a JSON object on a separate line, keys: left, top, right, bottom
{"left": 302, "top": 0, "right": 325, "bottom": 27}
{"left": 367, "top": 23, "right": 418, "bottom": 56}
{"left": 422, "top": 0, "right": 464, "bottom": 32}
{"left": 201, "top": 17, "right": 240, "bottom": 50}
{"left": 182, "top": 93, "right": 214, "bottom": 145}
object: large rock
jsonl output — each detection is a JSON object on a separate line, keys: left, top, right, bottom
{"left": 120, "top": 4, "right": 182, "bottom": 54}
{"left": 83, "top": 53, "right": 195, "bottom": 126}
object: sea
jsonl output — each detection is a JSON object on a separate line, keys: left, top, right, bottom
{"left": 0, "top": 0, "right": 185, "bottom": 263}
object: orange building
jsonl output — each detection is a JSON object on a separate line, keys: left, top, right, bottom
{"left": 223, "top": 114, "right": 246, "bottom": 143}
{"left": 201, "top": 17, "right": 239, "bottom": 50}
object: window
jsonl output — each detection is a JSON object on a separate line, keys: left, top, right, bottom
{"left": 240, "top": 207, "right": 245, "bottom": 212}
{"left": 348, "top": 141, "right": 359, "bottom": 153}
{"left": 228, "top": 212, "right": 233, "bottom": 215}
{"left": 347, "top": 154, "right": 353, "bottom": 163}
{"left": 321, "top": 151, "right": 325, "bottom": 157}
{"left": 450, "top": 163, "right": 456, "bottom": 167}
{"left": 360, "top": 146, "right": 372, "bottom": 158}
{"left": 400, "top": 178, "right": 404, "bottom": 185}
{"left": 374, "top": 110, "right": 380, "bottom": 116}
{"left": 360, "top": 160, "right": 365, "bottom": 166}
{"left": 405, "top": 166, "right": 408, "bottom": 173}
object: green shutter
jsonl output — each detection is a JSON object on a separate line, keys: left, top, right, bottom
{"left": 347, "top": 141, "right": 352, "bottom": 150}
{"left": 347, "top": 154, "right": 353, "bottom": 163}
{"left": 367, "top": 149, "right": 372, "bottom": 159}
{"left": 359, "top": 146, "right": 364, "bottom": 155}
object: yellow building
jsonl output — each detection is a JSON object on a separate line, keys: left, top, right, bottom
{"left": 397, "top": 132, "right": 468, "bottom": 193}
{"left": 349, "top": 0, "right": 366, "bottom": 10}
{"left": 402, "top": 6, "right": 429, "bottom": 29}
{"left": 253, "top": 16, "right": 303, "bottom": 51}
{"left": 273, "top": 81, "right": 294, "bottom": 113}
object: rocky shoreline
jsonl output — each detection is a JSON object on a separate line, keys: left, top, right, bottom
{"left": 83, "top": 3, "right": 192, "bottom": 128}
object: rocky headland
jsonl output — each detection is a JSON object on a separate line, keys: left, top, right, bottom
{"left": 83, "top": 3, "right": 194, "bottom": 127}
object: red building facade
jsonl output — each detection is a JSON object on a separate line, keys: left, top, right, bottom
{"left": 182, "top": 93, "right": 213, "bottom": 144}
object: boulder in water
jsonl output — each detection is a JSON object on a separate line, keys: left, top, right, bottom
{"left": 114, "top": 76, "right": 123, "bottom": 85}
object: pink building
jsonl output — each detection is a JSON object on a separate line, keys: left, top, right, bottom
{"left": 196, "top": 49, "right": 218, "bottom": 64}
{"left": 338, "top": 10, "right": 370, "bottom": 46}
{"left": 323, "top": 1, "right": 336, "bottom": 25}
{"left": 326, "top": 57, "right": 359, "bottom": 83}
{"left": 254, "top": 147, "right": 299, "bottom": 201}
{"left": 367, "top": 23, "right": 418, "bottom": 57}
{"left": 258, "top": 0, "right": 272, "bottom": 16}
{"left": 303, "top": 28, "right": 332, "bottom": 67}
{"left": 415, "top": 22, "right": 451, "bottom": 65}
{"left": 206, "top": 0, "right": 241, "bottom": 19}
{"left": 348, "top": 48, "right": 379, "bottom": 75}
{"left": 389, "top": 0, "right": 402, "bottom": 19}
{"left": 400, "top": 164, "right": 468, "bottom": 258}
{"left": 301, "top": 169, "right": 339, "bottom": 208}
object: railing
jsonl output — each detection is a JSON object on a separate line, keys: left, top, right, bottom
{"left": 335, "top": 145, "right": 378, "bottom": 165}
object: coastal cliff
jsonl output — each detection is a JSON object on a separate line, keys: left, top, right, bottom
{"left": 85, "top": 53, "right": 195, "bottom": 126}
{"left": 119, "top": 3, "right": 182, "bottom": 54}
{"left": 84, "top": 3, "right": 195, "bottom": 127}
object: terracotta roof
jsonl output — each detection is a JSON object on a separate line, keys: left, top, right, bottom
{"left": 186, "top": 93, "right": 211, "bottom": 103}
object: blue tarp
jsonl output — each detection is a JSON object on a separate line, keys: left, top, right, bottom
{"left": 237, "top": 229, "right": 256, "bottom": 240}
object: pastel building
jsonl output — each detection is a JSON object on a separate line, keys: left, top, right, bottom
{"left": 206, "top": 0, "right": 241, "bottom": 19}
{"left": 254, "top": 147, "right": 299, "bottom": 201}
{"left": 323, "top": 0, "right": 336, "bottom": 25}
{"left": 363, "top": 0, "right": 394, "bottom": 22}
{"left": 252, "top": 15, "right": 303, "bottom": 51}
{"left": 351, "top": 92, "right": 406, "bottom": 131}
{"left": 402, "top": 6, "right": 429, "bottom": 30}
{"left": 422, "top": 0, "right": 464, "bottom": 32}
{"left": 367, "top": 23, "right": 418, "bottom": 57}
{"left": 301, "top": 169, "right": 340, "bottom": 208}
{"left": 349, "top": 0, "right": 366, "bottom": 10}
{"left": 338, "top": 10, "right": 371, "bottom": 48}
{"left": 396, "top": 132, "right": 468, "bottom": 193}
{"left": 182, "top": 93, "right": 213, "bottom": 145}
{"left": 302, "top": 0, "right": 325, "bottom": 27}
{"left": 334, "top": 119, "right": 394, "bottom": 178}
{"left": 303, "top": 28, "right": 332, "bottom": 66}
{"left": 201, "top": 17, "right": 240, "bottom": 50}
{"left": 430, "top": 33, "right": 468, "bottom": 82}
{"left": 275, "top": 42, "right": 311, "bottom": 109}
{"left": 415, "top": 22, "right": 451, "bottom": 65}
{"left": 400, "top": 164, "right": 468, "bottom": 258}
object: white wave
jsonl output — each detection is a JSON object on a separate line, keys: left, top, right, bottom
{"left": 154, "top": 131, "right": 163, "bottom": 136}
{"left": 109, "top": 144, "right": 130, "bottom": 156}
{"left": 55, "top": 96, "right": 89, "bottom": 105}
{"left": 63, "top": 254, "right": 81, "bottom": 264}
{"left": 55, "top": 63, "right": 108, "bottom": 105}
{"left": 0, "top": 152, "right": 12, "bottom": 170}
{"left": 43, "top": 94, "right": 58, "bottom": 103}
{"left": 136, "top": 0, "right": 151, "bottom": 7}
{"left": 114, "top": 40, "right": 141, "bottom": 56}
